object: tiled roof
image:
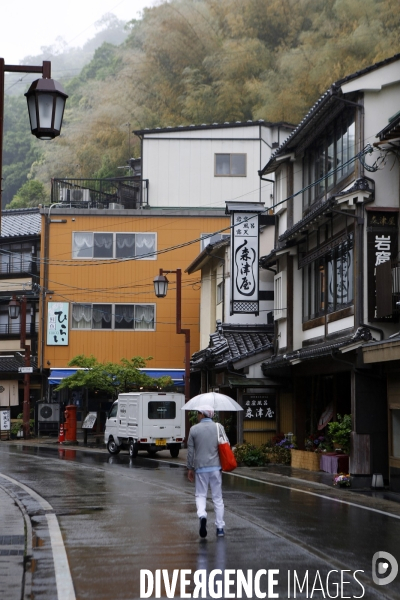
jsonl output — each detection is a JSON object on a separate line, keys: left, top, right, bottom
{"left": 191, "top": 324, "right": 273, "bottom": 369}
{"left": 261, "top": 53, "right": 400, "bottom": 174}
{"left": 261, "top": 327, "right": 374, "bottom": 375}
{"left": 0, "top": 354, "right": 38, "bottom": 373}
{"left": 1, "top": 208, "right": 41, "bottom": 239}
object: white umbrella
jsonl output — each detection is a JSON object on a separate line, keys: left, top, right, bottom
{"left": 182, "top": 392, "right": 243, "bottom": 412}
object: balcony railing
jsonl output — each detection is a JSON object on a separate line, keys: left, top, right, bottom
{"left": 0, "top": 322, "right": 39, "bottom": 336}
{"left": 0, "top": 260, "right": 37, "bottom": 276}
{"left": 51, "top": 177, "right": 149, "bottom": 210}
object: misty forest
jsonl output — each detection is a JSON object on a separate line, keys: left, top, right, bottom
{"left": 3, "top": 0, "right": 400, "bottom": 207}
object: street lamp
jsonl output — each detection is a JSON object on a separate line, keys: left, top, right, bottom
{"left": 8, "top": 296, "right": 31, "bottom": 440}
{"left": 153, "top": 269, "right": 190, "bottom": 403}
{"left": 0, "top": 58, "right": 68, "bottom": 210}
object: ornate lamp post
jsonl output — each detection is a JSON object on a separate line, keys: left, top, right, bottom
{"left": 8, "top": 296, "right": 31, "bottom": 439}
{"left": 153, "top": 269, "right": 191, "bottom": 403}
{"left": 0, "top": 59, "right": 68, "bottom": 212}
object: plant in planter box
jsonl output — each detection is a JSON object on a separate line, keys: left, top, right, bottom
{"left": 327, "top": 414, "right": 351, "bottom": 453}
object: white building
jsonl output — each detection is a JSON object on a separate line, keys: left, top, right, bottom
{"left": 133, "top": 121, "right": 294, "bottom": 210}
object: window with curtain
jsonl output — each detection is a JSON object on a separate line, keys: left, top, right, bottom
{"left": 71, "top": 303, "right": 155, "bottom": 330}
{"left": 73, "top": 232, "right": 156, "bottom": 260}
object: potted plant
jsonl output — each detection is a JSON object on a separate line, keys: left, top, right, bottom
{"left": 327, "top": 414, "right": 352, "bottom": 453}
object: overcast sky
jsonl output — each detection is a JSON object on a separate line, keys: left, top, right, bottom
{"left": 2, "top": 0, "right": 154, "bottom": 65}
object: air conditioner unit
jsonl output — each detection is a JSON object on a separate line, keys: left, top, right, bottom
{"left": 38, "top": 403, "right": 60, "bottom": 423}
{"left": 60, "top": 188, "right": 90, "bottom": 203}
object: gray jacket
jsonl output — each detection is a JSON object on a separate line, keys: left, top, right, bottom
{"left": 187, "top": 419, "right": 224, "bottom": 470}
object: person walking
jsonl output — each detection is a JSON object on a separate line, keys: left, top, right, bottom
{"left": 186, "top": 406, "right": 225, "bottom": 538}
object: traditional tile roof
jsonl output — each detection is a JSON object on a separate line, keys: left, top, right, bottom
{"left": 261, "top": 327, "right": 374, "bottom": 375}
{"left": 191, "top": 323, "right": 273, "bottom": 369}
{"left": 1, "top": 208, "right": 41, "bottom": 239}
{"left": 0, "top": 354, "right": 38, "bottom": 373}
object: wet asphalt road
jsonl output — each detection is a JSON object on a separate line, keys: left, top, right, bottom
{"left": 1, "top": 444, "right": 399, "bottom": 600}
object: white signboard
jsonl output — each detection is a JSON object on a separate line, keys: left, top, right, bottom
{"left": 18, "top": 367, "right": 33, "bottom": 373}
{"left": 231, "top": 211, "right": 260, "bottom": 314}
{"left": 82, "top": 412, "right": 97, "bottom": 429}
{"left": 0, "top": 410, "right": 10, "bottom": 431}
{"left": 47, "top": 302, "right": 69, "bottom": 346}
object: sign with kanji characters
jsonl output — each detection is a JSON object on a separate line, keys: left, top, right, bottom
{"left": 243, "top": 393, "right": 276, "bottom": 420}
{"left": 367, "top": 211, "right": 398, "bottom": 321}
{"left": 0, "top": 410, "right": 10, "bottom": 431}
{"left": 47, "top": 302, "right": 69, "bottom": 345}
{"left": 230, "top": 211, "right": 260, "bottom": 314}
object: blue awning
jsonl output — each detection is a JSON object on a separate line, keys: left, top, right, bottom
{"left": 48, "top": 368, "right": 185, "bottom": 386}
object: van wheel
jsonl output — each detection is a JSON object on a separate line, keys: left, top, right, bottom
{"left": 170, "top": 445, "right": 180, "bottom": 458}
{"left": 107, "top": 439, "right": 120, "bottom": 455}
{"left": 129, "top": 442, "right": 138, "bottom": 458}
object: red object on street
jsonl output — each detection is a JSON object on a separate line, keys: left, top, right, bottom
{"left": 58, "top": 423, "right": 65, "bottom": 443}
{"left": 64, "top": 405, "right": 77, "bottom": 442}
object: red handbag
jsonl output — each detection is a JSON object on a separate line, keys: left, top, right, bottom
{"left": 217, "top": 423, "right": 237, "bottom": 472}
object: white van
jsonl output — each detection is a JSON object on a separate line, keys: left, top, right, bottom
{"left": 104, "top": 392, "right": 185, "bottom": 458}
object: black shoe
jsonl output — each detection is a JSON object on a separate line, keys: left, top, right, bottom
{"left": 199, "top": 517, "right": 207, "bottom": 538}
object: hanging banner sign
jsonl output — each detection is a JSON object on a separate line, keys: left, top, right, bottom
{"left": 227, "top": 202, "right": 264, "bottom": 315}
{"left": 366, "top": 210, "right": 398, "bottom": 321}
{"left": 47, "top": 302, "right": 69, "bottom": 345}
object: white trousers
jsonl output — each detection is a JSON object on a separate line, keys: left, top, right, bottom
{"left": 195, "top": 470, "right": 225, "bottom": 529}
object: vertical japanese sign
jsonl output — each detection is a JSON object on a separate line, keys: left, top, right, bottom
{"left": 47, "top": 302, "right": 69, "bottom": 345}
{"left": 367, "top": 211, "right": 398, "bottom": 321}
{"left": 0, "top": 410, "right": 10, "bottom": 431}
{"left": 230, "top": 211, "right": 260, "bottom": 314}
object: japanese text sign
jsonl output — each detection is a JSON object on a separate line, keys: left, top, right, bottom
{"left": 243, "top": 394, "right": 276, "bottom": 420}
{"left": 231, "top": 211, "right": 260, "bottom": 314}
{"left": 47, "top": 302, "right": 69, "bottom": 346}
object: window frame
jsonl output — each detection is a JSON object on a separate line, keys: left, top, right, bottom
{"left": 302, "top": 234, "right": 354, "bottom": 322}
{"left": 303, "top": 110, "right": 356, "bottom": 211}
{"left": 214, "top": 153, "right": 247, "bottom": 177}
{"left": 72, "top": 231, "right": 157, "bottom": 260}
{"left": 71, "top": 302, "right": 156, "bottom": 331}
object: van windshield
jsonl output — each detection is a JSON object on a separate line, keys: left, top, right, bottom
{"left": 148, "top": 401, "right": 176, "bottom": 419}
{"left": 109, "top": 403, "right": 118, "bottom": 418}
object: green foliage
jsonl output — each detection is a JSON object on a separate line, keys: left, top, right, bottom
{"left": 327, "top": 414, "right": 352, "bottom": 452}
{"left": 56, "top": 354, "right": 173, "bottom": 398}
{"left": 263, "top": 445, "right": 292, "bottom": 465}
{"left": 5, "top": 0, "right": 400, "bottom": 187}
{"left": 6, "top": 179, "right": 48, "bottom": 209}
{"left": 234, "top": 442, "right": 270, "bottom": 467}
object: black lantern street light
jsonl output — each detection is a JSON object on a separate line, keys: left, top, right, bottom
{"left": 0, "top": 58, "right": 68, "bottom": 211}
{"left": 153, "top": 269, "right": 190, "bottom": 404}
{"left": 8, "top": 296, "right": 31, "bottom": 440}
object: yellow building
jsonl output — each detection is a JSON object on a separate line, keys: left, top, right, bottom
{"left": 39, "top": 202, "right": 228, "bottom": 392}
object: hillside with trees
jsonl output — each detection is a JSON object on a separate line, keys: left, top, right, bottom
{"left": 4, "top": 0, "right": 400, "bottom": 207}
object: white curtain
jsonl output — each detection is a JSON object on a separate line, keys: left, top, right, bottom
{"left": 116, "top": 234, "right": 135, "bottom": 258}
{"left": 72, "top": 304, "right": 92, "bottom": 329}
{"left": 135, "top": 234, "right": 155, "bottom": 257}
{"left": 94, "top": 234, "right": 113, "bottom": 249}
{"left": 73, "top": 232, "right": 93, "bottom": 258}
{"left": 115, "top": 305, "right": 135, "bottom": 327}
{"left": 92, "top": 304, "right": 112, "bottom": 329}
{"left": 135, "top": 305, "right": 154, "bottom": 329}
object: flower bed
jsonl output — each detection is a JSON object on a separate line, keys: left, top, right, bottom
{"left": 291, "top": 449, "right": 321, "bottom": 471}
